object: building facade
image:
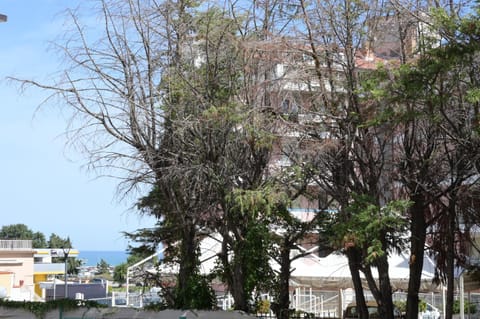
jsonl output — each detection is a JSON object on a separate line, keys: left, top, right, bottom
{"left": 0, "top": 240, "right": 35, "bottom": 301}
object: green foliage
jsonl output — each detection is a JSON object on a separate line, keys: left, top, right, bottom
{"left": 66, "top": 258, "right": 82, "bottom": 275}
{"left": 160, "top": 4, "right": 243, "bottom": 119}
{"left": 31, "top": 232, "right": 47, "bottom": 249}
{"left": 466, "top": 88, "right": 480, "bottom": 103}
{"left": 220, "top": 186, "right": 287, "bottom": 309}
{"left": 113, "top": 262, "right": 127, "bottom": 285}
{"left": 453, "top": 300, "right": 477, "bottom": 314}
{"left": 47, "top": 235, "right": 81, "bottom": 274}
{"left": 96, "top": 259, "right": 111, "bottom": 275}
{"left": 0, "top": 224, "right": 46, "bottom": 248}
{"left": 0, "top": 225, "right": 80, "bottom": 274}
{"left": 227, "top": 186, "right": 289, "bottom": 219}
{"left": 359, "top": 64, "right": 390, "bottom": 101}
{"left": 112, "top": 250, "right": 153, "bottom": 286}
{"left": 393, "top": 300, "right": 428, "bottom": 313}
{"left": 333, "top": 195, "right": 411, "bottom": 264}
{"left": 174, "top": 273, "right": 216, "bottom": 310}
{"left": 241, "top": 220, "right": 275, "bottom": 293}
{"left": 256, "top": 299, "right": 271, "bottom": 313}
{"left": 0, "top": 298, "right": 106, "bottom": 319}
{"left": 143, "top": 300, "right": 167, "bottom": 311}
{"left": 47, "top": 234, "right": 71, "bottom": 248}
{"left": 419, "top": 300, "right": 427, "bottom": 312}
{"left": 430, "top": 7, "right": 459, "bottom": 39}
{"left": 394, "top": 300, "right": 406, "bottom": 313}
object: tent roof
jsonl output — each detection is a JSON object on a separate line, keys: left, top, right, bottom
{"left": 288, "top": 251, "right": 437, "bottom": 280}
{"left": 288, "top": 252, "right": 440, "bottom": 292}
{"left": 154, "top": 234, "right": 475, "bottom": 292}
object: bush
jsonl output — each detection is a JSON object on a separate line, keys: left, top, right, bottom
{"left": 394, "top": 300, "right": 406, "bottom": 313}
{"left": 453, "top": 300, "right": 476, "bottom": 314}
{"left": 393, "top": 299, "right": 427, "bottom": 313}
{"left": 256, "top": 299, "right": 270, "bottom": 313}
{"left": 173, "top": 273, "right": 216, "bottom": 310}
{"left": 0, "top": 298, "right": 106, "bottom": 319}
{"left": 419, "top": 300, "right": 427, "bottom": 312}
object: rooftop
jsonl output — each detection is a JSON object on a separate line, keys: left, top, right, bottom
{"left": 0, "top": 240, "right": 32, "bottom": 251}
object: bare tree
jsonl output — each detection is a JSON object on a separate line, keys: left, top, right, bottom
{"left": 13, "top": 0, "right": 177, "bottom": 188}
{"left": 12, "top": 0, "right": 224, "bottom": 309}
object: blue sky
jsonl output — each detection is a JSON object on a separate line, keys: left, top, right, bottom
{"left": 0, "top": 1, "right": 156, "bottom": 251}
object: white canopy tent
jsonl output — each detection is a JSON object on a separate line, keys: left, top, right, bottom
{"left": 150, "top": 234, "right": 479, "bottom": 297}
{"left": 153, "top": 234, "right": 445, "bottom": 293}
{"left": 147, "top": 234, "right": 480, "bottom": 319}
{"left": 288, "top": 249, "right": 440, "bottom": 292}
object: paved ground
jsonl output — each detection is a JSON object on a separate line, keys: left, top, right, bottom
{"left": 0, "top": 307, "right": 256, "bottom": 319}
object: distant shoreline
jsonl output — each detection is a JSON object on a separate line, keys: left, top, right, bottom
{"left": 76, "top": 250, "right": 129, "bottom": 267}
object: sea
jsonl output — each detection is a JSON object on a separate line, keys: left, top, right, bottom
{"left": 77, "top": 250, "right": 129, "bottom": 267}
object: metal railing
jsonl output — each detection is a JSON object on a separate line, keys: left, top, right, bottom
{"left": 0, "top": 240, "right": 32, "bottom": 250}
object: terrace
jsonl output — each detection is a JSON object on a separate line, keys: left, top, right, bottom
{"left": 0, "top": 240, "right": 32, "bottom": 251}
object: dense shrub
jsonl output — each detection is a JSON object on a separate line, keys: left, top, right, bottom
{"left": 0, "top": 298, "right": 106, "bottom": 319}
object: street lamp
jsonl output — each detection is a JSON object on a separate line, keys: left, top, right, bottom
{"left": 0, "top": 14, "right": 7, "bottom": 22}
{"left": 62, "top": 247, "right": 71, "bottom": 299}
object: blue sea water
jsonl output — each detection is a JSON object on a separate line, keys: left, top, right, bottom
{"left": 77, "top": 250, "right": 129, "bottom": 267}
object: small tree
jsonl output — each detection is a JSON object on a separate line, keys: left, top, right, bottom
{"left": 113, "top": 263, "right": 127, "bottom": 287}
{"left": 96, "top": 259, "right": 111, "bottom": 276}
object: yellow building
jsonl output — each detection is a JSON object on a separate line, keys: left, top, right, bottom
{"left": 33, "top": 248, "right": 79, "bottom": 299}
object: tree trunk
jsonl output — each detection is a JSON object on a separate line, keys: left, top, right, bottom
{"left": 376, "top": 254, "right": 395, "bottom": 319}
{"left": 445, "top": 203, "right": 456, "bottom": 319}
{"left": 406, "top": 195, "right": 427, "bottom": 319}
{"left": 231, "top": 259, "right": 249, "bottom": 311}
{"left": 362, "top": 254, "right": 394, "bottom": 319}
{"left": 220, "top": 231, "right": 250, "bottom": 312}
{"left": 346, "top": 247, "right": 369, "bottom": 319}
{"left": 274, "top": 245, "right": 292, "bottom": 319}
{"left": 176, "top": 219, "right": 198, "bottom": 308}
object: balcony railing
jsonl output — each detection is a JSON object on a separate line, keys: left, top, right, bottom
{"left": 0, "top": 240, "right": 32, "bottom": 251}
{"left": 34, "top": 263, "right": 65, "bottom": 274}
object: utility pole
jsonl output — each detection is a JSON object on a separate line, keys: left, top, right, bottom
{"left": 62, "top": 248, "right": 71, "bottom": 299}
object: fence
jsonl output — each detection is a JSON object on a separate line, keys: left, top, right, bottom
{"left": 217, "top": 289, "right": 342, "bottom": 318}
{"left": 96, "top": 286, "right": 480, "bottom": 319}
{"left": 0, "top": 240, "right": 31, "bottom": 250}
{"left": 239, "top": 289, "right": 480, "bottom": 319}
{"left": 99, "top": 291, "right": 162, "bottom": 308}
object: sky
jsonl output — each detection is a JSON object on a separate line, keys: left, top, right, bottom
{"left": 0, "top": 1, "right": 157, "bottom": 251}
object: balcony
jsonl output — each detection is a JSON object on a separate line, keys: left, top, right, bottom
{"left": 0, "top": 240, "right": 32, "bottom": 251}
{"left": 34, "top": 263, "right": 66, "bottom": 274}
